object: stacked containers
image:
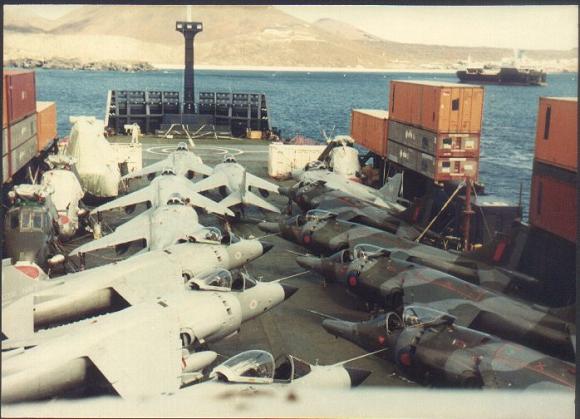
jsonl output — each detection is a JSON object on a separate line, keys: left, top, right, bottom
{"left": 387, "top": 80, "right": 484, "bottom": 182}
{"left": 350, "top": 109, "right": 389, "bottom": 157}
{"left": 529, "top": 97, "right": 577, "bottom": 243}
{"left": 3, "top": 70, "right": 38, "bottom": 183}
{"left": 36, "top": 101, "right": 57, "bottom": 152}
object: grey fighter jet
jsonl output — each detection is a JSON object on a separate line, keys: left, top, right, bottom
{"left": 280, "top": 179, "right": 421, "bottom": 241}
{"left": 69, "top": 193, "right": 220, "bottom": 257}
{"left": 189, "top": 155, "right": 281, "bottom": 214}
{"left": 2, "top": 236, "right": 273, "bottom": 340}
{"left": 297, "top": 244, "right": 575, "bottom": 361}
{"left": 321, "top": 305, "right": 575, "bottom": 391}
{"left": 259, "top": 210, "right": 546, "bottom": 304}
{"left": 91, "top": 167, "right": 233, "bottom": 217}
{"left": 2, "top": 273, "right": 297, "bottom": 403}
{"left": 122, "top": 142, "right": 213, "bottom": 181}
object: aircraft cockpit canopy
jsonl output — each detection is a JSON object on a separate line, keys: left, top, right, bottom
{"left": 166, "top": 193, "right": 185, "bottom": 206}
{"left": 161, "top": 167, "right": 176, "bottom": 176}
{"left": 274, "top": 354, "right": 312, "bottom": 382}
{"left": 212, "top": 350, "right": 274, "bottom": 384}
{"left": 176, "top": 142, "right": 189, "bottom": 152}
{"left": 352, "top": 244, "right": 391, "bottom": 260}
{"left": 329, "top": 248, "right": 354, "bottom": 264}
{"left": 8, "top": 207, "right": 47, "bottom": 232}
{"left": 188, "top": 269, "right": 233, "bottom": 292}
{"left": 402, "top": 305, "right": 456, "bottom": 329}
{"left": 223, "top": 154, "right": 237, "bottom": 164}
{"left": 304, "top": 209, "right": 338, "bottom": 223}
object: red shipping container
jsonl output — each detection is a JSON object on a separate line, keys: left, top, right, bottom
{"left": 3, "top": 70, "right": 37, "bottom": 128}
{"left": 36, "top": 101, "right": 57, "bottom": 152}
{"left": 350, "top": 109, "right": 389, "bottom": 157}
{"left": 529, "top": 173, "right": 576, "bottom": 243}
{"left": 389, "top": 80, "right": 484, "bottom": 134}
{"left": 534, "top": 97, "right": 577, "bottom": 173}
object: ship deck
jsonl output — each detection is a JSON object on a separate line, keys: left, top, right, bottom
{"left": 58, "top": 133, "right": 417, "bottom": 388}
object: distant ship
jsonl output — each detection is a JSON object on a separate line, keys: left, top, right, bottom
{"left": 456, "top": 66, "right": 547, "bottom": 86}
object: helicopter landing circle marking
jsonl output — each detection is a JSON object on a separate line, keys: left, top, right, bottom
{"left": 146, "top": 145, "right": 244, "bottom": 157}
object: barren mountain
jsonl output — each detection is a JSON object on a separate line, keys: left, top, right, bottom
{"left": 3, "top": 5, "right": 577, "bottom": 70}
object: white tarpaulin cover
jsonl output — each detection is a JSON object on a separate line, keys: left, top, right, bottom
{"left": 64, "top": 117, "right": 121, "bottom": 198}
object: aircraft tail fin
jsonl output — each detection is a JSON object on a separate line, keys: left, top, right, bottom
{"left": 378, "top": 173, "right": 402, "bottom": 203}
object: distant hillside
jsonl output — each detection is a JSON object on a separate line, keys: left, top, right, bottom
{"left": 4, "top": 5, "right": 577, "bottom": 71}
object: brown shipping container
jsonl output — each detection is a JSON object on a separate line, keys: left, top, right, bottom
{"left": 9, "top": 135, "right": 37, "bottom": 180}
{"left": 2, "top": 85, "right": 7, "bottom": 129}
{"left": 388, "top": 120, "right": 480, "bottom": 158}
{"left": 350, "top": 109, "right": 389, "bottom": 157}
{"left": 36, "top": 101, "right": 58, "bottom": 152}
{"left": 389, "top": 80, "right": 484, "bottom": 134}
{"left": 9, "top": 113, "right": 37, "bottom": 152}
{"left": 3, "top": 70, "right": 37, "bottom": 128}
{"left": 534, "top": 97, "right": 577, "bottom": 173}
{"left": 529, "top": 173, "right": 576, "bottom": 243}
{"left": 416, "top": 153, "right": 479, "bottom": 182}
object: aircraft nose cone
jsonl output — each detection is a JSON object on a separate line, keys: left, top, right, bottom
{"left": 345, "top": 367, "right": 371, "bottom": 387}
{"left": 259, "top": 240, "right": 274, "bottom": 255}
{"left": 322, "top": 319, "right": 356, "bottom": 340}
{"left": 278, "top": 186, "right": 291, "bottom": 197}
{"left": 296, "top": 255, "right": 321, "bottom": 271}
{"left": 258, "top": 222, "right": 280, "bottom": 234}
{"left": 281, "top": 284, "right": 298, "bottom": 300}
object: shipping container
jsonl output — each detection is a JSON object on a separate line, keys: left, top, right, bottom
{"left": 529, "top": 172, "right": 576, "bottom": 243}
{"left": 2, "top": 154, "right": 8, "bottom": 182}
{"left": 350, "top": 109, "right": 389, "bottom": 157}
{"left": 387, "top": 139, "right": 419, "bottom": 171}
{"left": 6, "top": 135, "right": 37, "bottom": 182}
{"left": 534, "top": 97, "right": 577, "bottom": 173}
{"left": 9, "top": 113, "right": 37, "bottom": 151}
{"left": 388, "top": 120, "right": 480, "bottom": 158}
{"left": 2, "top": 128, "right": 7, "bottom": 157}
{"left": 389, "top": 80, "right": 484, "bottom": 134}
{"left": 36, "top": 101, "right": 58, "bottom": 152}
{"left": 3, "top": 70, "right": 36, "bottom": 128}
{"left": 388, "top": 139, "right": 478, "bottom": 182}
{"left": 268, "top": 143, "right": 327, "bottom": 179}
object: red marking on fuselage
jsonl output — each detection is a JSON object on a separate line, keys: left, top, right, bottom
{"left": 348, "top": 275, "right": 358, "bottom": 287}
{"left": 15, "top": 265, "right": 40, "bottom": 279}
{"left": 378, "top": 335, "right": 385, "bottom": 344}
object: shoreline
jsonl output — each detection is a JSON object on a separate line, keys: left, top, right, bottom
{"left": 151, "top": 63, "right": 459, "bottom": 74}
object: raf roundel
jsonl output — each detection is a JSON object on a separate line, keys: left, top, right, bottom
{"left": 347, "top": 271, "right": 358, "bottom": 287}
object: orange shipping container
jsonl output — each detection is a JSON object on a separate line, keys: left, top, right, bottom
{"left": 36, "top": 101, "right": 57, "bottom": 152}
{"left": 350, "top": 109, "right": 389, "bottom": 157}
{"left": 389, "top": 80, "right": 484, "bottom": 134}
{"left": 529, "top": 173, "right": 576, "bottom": 243}
{"left": 534, "top": 97, "right": 577, "bottom": 173}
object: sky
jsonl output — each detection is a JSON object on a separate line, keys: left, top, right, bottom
{"left": 11, "top": 4, "right": 578, "bottom": 51}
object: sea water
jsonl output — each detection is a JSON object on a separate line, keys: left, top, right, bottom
{"left": 34, "top": 69, "right": 577, "bottom": 216}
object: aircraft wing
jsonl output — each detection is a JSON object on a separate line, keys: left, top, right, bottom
{"left": 121, "top": 159, "right": 169, "bottom": 180}
{"left": 69, "top": 210, "right": 152, "bottom": 256}
{"left": 87, "top": 307, "right": 182, "bottom": 399}
{"left": 242, "top": 191, "right": 281, "bottom": 214}
{"left": 173, "top": 178, "right": 234, "bottom": 216}
{"left": 246, "top": 173, "right": 280, "bottom": 194}
{"left": 92, "top": 184, "right": 155, "bottom": 214}
{"left": 187, "top": 162, "right": 214, "bottom": 177}
{"left": 189, "top": 171, "right": 229, "bottom": 193}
